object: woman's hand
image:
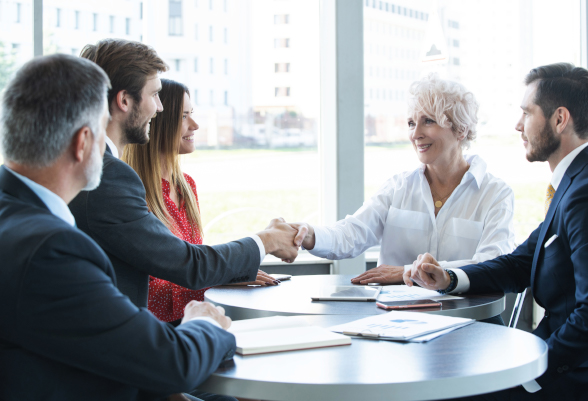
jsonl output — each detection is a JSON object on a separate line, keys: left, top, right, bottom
{"left": 351, "top": 265, "right": 404, "bottom": 284}
{"left": 225, "top": 270, "right": 280, "bottom": 286}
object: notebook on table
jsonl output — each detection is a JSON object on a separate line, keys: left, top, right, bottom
{"left": 229, "top": 316, "right": 352, "bottom": 355}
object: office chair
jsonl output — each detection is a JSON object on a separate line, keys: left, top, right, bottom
{"left": 508, "top": 288, "right": 527, "bottom": 328}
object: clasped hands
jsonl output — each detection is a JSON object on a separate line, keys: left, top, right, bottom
{"left": 402, "top": 253, "right": 451, "bottom": 291}
{"left": 257, "top": 218, "right": 312, "bottom": 263}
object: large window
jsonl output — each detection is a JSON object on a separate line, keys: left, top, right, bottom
{"left": 169, "top": 0, "right": 183, "bottom": 36}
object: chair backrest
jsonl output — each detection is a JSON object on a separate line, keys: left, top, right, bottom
{"left": 508, "top": 288, "right": 527, "bottom": 328}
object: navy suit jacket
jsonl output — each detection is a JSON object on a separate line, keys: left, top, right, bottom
{"left": 0, "top": 166, "right": 236, "bottom": 400}
{"left": 69, "top": 147, "right": 260, "bottom": 307}
{"left": 461, "top": 147, "right": 588, "bottom": 392}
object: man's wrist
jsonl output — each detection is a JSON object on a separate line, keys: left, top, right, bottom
{"left": 249, "top": 234, "right": 266, "bottom": 262}
{"left": 256, "top": 231, "right": 274, "bottom": 255}
{"left": 437, "top": 269, "right": 458, "bottom": 294}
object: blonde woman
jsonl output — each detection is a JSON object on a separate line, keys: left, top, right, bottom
{"left": 293, "top": 75, "right": 516, "bottom": 323}
{"left": 124, "top": 79, "right": 276, "bottom": 323}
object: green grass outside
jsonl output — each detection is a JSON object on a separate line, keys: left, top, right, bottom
{"left": 199, "top": 188, "right": 320, "bottom": 245}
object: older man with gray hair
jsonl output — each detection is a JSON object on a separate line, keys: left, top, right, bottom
{"left": 0, "top": 54, "right": 239, "bottom": 401}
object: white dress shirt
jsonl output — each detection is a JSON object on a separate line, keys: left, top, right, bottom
{"left": 309, "top": 155, "right": 515, "bottom": 281}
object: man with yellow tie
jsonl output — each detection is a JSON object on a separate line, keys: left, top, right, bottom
{"left": 404, "top": 63, "right": 588, "bottom": 400}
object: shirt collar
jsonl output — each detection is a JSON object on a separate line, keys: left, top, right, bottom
{"left": 419, "top": 154, "right": 485, "bottom": 189}
{"left": 4, "top": 167, "right": 76, "bottom": 227}
{"left": 551, "top": 142, "right": 588, "bottom": 190}
{"left": 104, "top": 135, "right": 119, "bottom": 159}
{"left": 463, "top": 154, "right": 486, "bottom": 188}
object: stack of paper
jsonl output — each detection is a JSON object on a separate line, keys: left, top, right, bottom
{"left": 329, "top": 311, "right": 473, "bottom": 342}
{"left": 229, "top": 316, "right": 352, "bottom": 355}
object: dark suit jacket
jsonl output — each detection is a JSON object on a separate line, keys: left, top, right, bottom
{"left": 0, "top": 166, "right": 236, "bottom": 400}
{"left": 69, "top": 147, "right": 259, "bottom": 307}
{"left": 461, "top": 147, "right": 588, "bottom": 397}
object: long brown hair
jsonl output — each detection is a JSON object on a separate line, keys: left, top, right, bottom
{"left": 122, "top": 79, "right": 202, "bottom": 237}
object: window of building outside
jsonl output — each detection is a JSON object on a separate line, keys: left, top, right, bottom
{"left": 275, "top": 62, "right": 289, "bottom": 72}
{"left": 75, "top": 10, "right": 79, "bottom": 29}
{"left": 193, "top": 89, "right": 198, "bottom": 104}
{"left": 224, "top": 90, "right": 228, "bottom": 105}
{"left": 93, "top": 13, "right": 98, "bottom": 31}
{"left": 274, "top": 87, "right": 290, "bottom": 97}
{"left": 56, "top": 8, "right": 61, "bottom": 27}
{"left": 16, "top": 3, "right": 21, "bottom": 23}
{"left": 109, "top": 15, "right": 114, "bottom": 33}
{"left": 274, "top": 14, "right": 289, "bottom": 24}
{"left": 209, "top": 25, "right": 213, "bottom": 41}
{"left": 274, "top": 38, "right": 289, "bottom": 48}
{"left": 126, "top": 18, "right": 131, "bottom": 35}
{"left": 195, "top": 23, "right": 198, "bottom": 40}
{"left": 169, "top": 0, "right": 183, "bottom": 36}
{"left": 194, "top": 57, "right": 198, "bottom": 72}
{"left": 175, "top": 59, "right": 181, "bottom": 71}
{"left": 223, "top": 27, "right": 227, "bottom": 44}
{"left": 209, "top": 0, "right": 213, "bottom": 10}
{"left": 363, "top": 0, "right": 581, "bottom": 247}
{"left": 209, "top": 57, "right": 213, "bottom": 73}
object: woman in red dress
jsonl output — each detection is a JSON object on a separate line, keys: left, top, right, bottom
{"left": 123, "top": 79, "right": 275, "bottom": 323}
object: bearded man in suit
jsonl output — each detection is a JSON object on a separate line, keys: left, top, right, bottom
{"left": 405, "top": 63, "right": 588, "bottom": 400}
{"left": 69, "top": 39, "right": 305, "bottom": 310}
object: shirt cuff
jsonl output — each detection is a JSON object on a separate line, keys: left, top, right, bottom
{"left": 306, "top": 225, "right": 333, "bottom": 256}
{"left": 522, "top": 380, "right": 542, "bottom": 393}
{"left": 249, "top": 235, "right": 266, "bottom": 263}
{"left": 449, "top": 268, "right": 470, "bottom": 293}
{"left": 185, "top": 316, "right": 222, "bottom": 329}
{"left": 404, "top": 264, "right": 412, "bottom": 272}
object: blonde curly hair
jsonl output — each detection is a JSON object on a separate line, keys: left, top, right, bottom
{"left": 407, "top": 74, "right": 479, "bottom": 149}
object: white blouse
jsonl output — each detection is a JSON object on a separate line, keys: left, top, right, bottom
{"left": 309, "top": 155, "right": 516, "bottom": 270}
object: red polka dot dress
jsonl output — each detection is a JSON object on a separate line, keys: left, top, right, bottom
{"left": 147, "top": 173, "right": 209, "bottom": 322}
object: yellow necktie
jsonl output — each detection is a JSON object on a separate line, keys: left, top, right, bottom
{"left": 545, "top": 184, "right": 555, "bottom": 216}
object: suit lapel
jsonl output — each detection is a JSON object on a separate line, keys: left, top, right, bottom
{"left": 531, "top": 147, "right": 588, "bottom": 285}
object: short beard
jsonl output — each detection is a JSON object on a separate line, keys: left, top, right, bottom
{"left": 526, "top": 121, "right": 560, "bottom": 162}
{"left": 83, "top": 139, "right": 104, "bottom": 191}
{"left": 123, "top": 102, "right": 150, "bottom": 145}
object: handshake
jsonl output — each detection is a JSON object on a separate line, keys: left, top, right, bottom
{"left": 256, "top": 218, "right": 316, "bottom": 263}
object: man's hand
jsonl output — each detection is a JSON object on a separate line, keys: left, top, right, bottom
{"left": 289, "top": 222, "right": 315, "bottom": 250}
{"left": 225, "top": 269, "right": 280, "bottom": 286}
{"left": 257, "top": 218, "right": 307, "bottom": 263}
{"left": 351, "top": 265, "right": 404, "bottom": 284}
{"left": 181, "top": 301, "right": 231, "bottom": 330}
{"left": 403, "top": 253, "right": 451, "bottom": 291}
